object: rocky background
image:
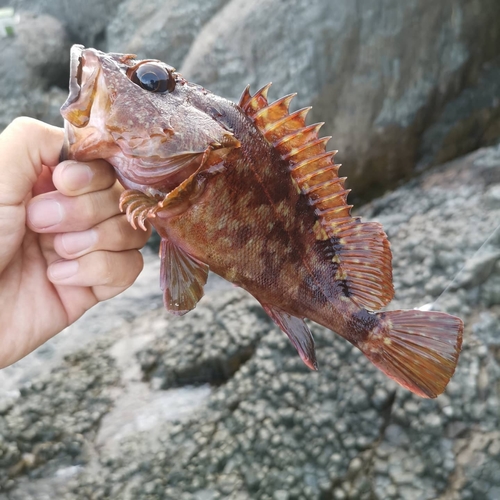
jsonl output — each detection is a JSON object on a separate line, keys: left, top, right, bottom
{"left": 0, "top": 0, "right": 499, "bottom": 499}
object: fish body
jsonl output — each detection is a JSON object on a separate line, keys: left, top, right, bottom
{"left": 61, "top": 45, "right": 463, "bottom": 398}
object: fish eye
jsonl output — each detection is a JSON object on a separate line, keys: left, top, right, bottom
{"left": 129, "top": 63, "right": 175, "bottom": 93}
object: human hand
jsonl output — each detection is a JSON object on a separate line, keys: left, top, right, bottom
{"left": 0, "top": 117, "right": 151, "bottom": 368}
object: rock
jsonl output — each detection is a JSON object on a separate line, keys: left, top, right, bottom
{"left": 107, "top": 0, "right": 230, "bottom": 69}
{"left": 0, "top": 345, "right": 119, "bottom": 492}
{"left": 0, "top": 12, "right": 69, "bottom": 129}
{"left": 181, "top": 0, "right": 500, "bottom": 201}
{"left": 418, "top": 58, "right": 500, "bottom": 170}
{"left": 1, "top": 141, "right": 500, "bottom": 497}
{"left": 65, "top": 318, "right": 386, "bottom": 499}
{"left": 136, "top": 289, "right": 271, "bottom": 388}
{"left": 484, "top": 183, "right": 500, "bottom": 209}
{"left": 2, "top": 0, "right": 123, "bottom": 46}
{"left": 452, "top": 250, "right": 500, "bottom": 289}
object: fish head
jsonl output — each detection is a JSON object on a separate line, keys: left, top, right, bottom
{"left": 60, "top": 45, "right": 239, "bottom": 194}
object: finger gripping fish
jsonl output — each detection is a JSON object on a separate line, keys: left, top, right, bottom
{"left": 61, "top": 45, "right": 463, "bottom": 398}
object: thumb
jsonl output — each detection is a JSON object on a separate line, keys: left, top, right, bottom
{"left": 0, "top": 117, "right": 64, "bottom": 206}
{"left": 0, "top": 118, "right": 63, "bottom": 272}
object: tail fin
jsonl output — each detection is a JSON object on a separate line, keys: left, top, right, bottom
{"left": 360, "top": 310, "right": 463, "bottom": 398}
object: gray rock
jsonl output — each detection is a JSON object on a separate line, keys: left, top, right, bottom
{"left": 0, "top": 345, "right": 119, "bottom": 492}
{"left": 452, "top": 250, "right": 500, "bottom": 289}
{"left": 2, "top": 0, "right": 124, "bottom": 46}
{"left": 418, "top": 59, "right": 500, "bottom": 170}
{"left": 2, "top": 142, "right": 500, "bottom": 498}
{"left": 484, "top": 184, "right": 500, "bottom": 209}
{"left": 0, "top": 12, "right": 69, "bottom": 129}
{"left": 107, "top": 0, "right": 230, "bottom": 69}
{"left": 136, "top": 289, "right": 272, "bottom": 388}
{"left": 181, "top": 0, "right": 500, "bottom": 200}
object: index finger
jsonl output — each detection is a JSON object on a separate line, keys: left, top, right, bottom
{"left": 0, "top": 117, "right": 63, "bottom": 206}
{"left": 52, "top": 160, "right": 117, "bottom": 196}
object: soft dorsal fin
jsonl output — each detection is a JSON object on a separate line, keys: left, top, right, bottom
{"left": 239, "top": 84, "right": 394, "bottom": 310}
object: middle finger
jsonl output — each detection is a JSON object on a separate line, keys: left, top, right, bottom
{"left": 52, "top": 214, "right": 151, "bottom": 259}
{"left": 27, "top": 182, "right": 123, "bottom": 233}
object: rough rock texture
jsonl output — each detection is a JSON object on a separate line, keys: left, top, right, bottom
{"left": 1, "top": 144, "right": 500, "bottom": 499}
{"left": 1, "top": 0, "right": 123, "bottom": 46}
{"left": 0, "top": 346, "right": 119, "bottom": 494}
{"left": 107, "top": 0, "right": 231, "bottom": 69}
{"left": 137, "top": 291, "right": 271, "bottom": 389}
{"left": 181, "top": 0, "right": 500, "bottom": 200}
{"left": 0, "top": 12, "right": 69, "bottom": 129}
{"left": 418, "top": 57, "right": 500, "bottom": 171}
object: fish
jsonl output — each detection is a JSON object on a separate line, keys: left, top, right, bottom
{"left": 60, "top": 45, "right": 463, "bottom": 398}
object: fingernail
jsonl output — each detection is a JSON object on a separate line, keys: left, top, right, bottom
{"left": 63, "top": 163, "right": 93, "bottom": 191}
{"left": 49, "top": 260, "right": 79, "bottom": 280}
{"left": 28, "top": 199, "right": 64, "bottom": 229}
{"left": 61, "top": 229, "right": 98, "bottom": 255}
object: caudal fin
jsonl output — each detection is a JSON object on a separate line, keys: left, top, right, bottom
{"left": 360, "top": 310, "right": 463, "bottom": 398}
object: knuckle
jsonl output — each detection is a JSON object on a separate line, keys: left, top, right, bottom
{"left": 101, "top": 251, "right": 117, "bottom": 285}
{"left": 10, "top": 116, "right": 37, "bottom": 131}
{"left": 115, "top": 215, "right": 133, "bottom": 245}
{"left": 101, "top": 250, "right": 143, "bottom": 287}
{"left": 127, "top": 250, "right": 144, "bottom": 282}
{"left": 84, "top": 193, "right": 104, "bottom": 224}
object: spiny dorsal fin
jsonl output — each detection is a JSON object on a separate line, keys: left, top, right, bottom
{"left": 241, "top": 84, "right": 394, "bottom": 310}
{"left": 238, "top": 83, "right": 272, "bottom": 116}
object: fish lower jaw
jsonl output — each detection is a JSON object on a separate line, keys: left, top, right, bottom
{"left": 64, "top": 123, "right": 118, "bottom": 163}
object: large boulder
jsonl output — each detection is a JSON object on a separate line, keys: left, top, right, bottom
{"left": 1, "top": 144, "right": 500, "bottom": 499}
{"left": 181, "top": 0, "right": 500, "bottom": 201}
{"left": 0, "top": 12, "right": 70, "bottom": 129}
{"left": 107, "top": 0, "right": 231, "bottom": 69}
{"left": 1, "top": 0, "right": 124, "bottom": 46}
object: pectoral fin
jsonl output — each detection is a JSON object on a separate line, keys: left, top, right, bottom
{"left": 160, "top": 239, "right": 209, "bottom": 316}
{"left": 261, "top": 304, "right": 318, "bottom": 370}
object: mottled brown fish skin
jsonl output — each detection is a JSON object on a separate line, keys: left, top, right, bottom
{"left": 61, "top": 46, "right": 463, "bottom": 399}
{"left": 156, "top": 90, "right": 366, "bottom": 342}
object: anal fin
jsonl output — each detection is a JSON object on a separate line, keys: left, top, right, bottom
{"left": 160, "top": 239, "right": 209, "bottom": 316}
{"left": 262, "top": 304, "right": 318, "bottom": 371}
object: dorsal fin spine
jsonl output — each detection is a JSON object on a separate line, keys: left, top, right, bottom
{"left": 253, "top": 93, "right": 296, "bottom": 121}
{"left": 317, "top": 205, "right": 353, "bottom": 216}
{"left": 311, "top": 182, "right": 349, "bottom": 199}
{"left": 255, "top": 82, "right": 272, "bottom": 99}
{"left": 243, "top": 82, "right": 272, "bottom": 115}
{"left": 284, "top": 137, "right": 332, "bottom": 161}
{"left": 314, "top": 189, "right": 351, "bottom": 206}
{"left": 322, "top": 216, "right": 353, "bottom": 228}
{"left": 264, "top": 107, "right": 312, "bottom": 134}
{"left": 238, "top": 85, "right": 251, "bottom": 108}
{"left": 292, "top": 151, "right": 336, "bottom": 173}
{"left": 296, "top": 166, "right": 341, "bottom": 185}
{"left": 304, "top": 177, "right": 347, "bottom": 195}
{"left": 275, "top": 123, "right": 324, "bottom": 148}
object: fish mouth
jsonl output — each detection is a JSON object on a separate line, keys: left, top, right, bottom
{"left": 65, "top": 44, "right": 84, "bottom": 109}
{"left": 60, "top": 45, "right": 101, "bottom": 129}
{"left": 60, "top": 45, "right": 103, "bottom": 161}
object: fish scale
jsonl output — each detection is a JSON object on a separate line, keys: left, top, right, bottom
{"left": 61, "top": 45, "right": 463, "bottom": 398}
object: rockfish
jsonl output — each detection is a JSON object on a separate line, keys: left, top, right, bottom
{"left": 60, "top": 45, "right": 463, "bottom": 398}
